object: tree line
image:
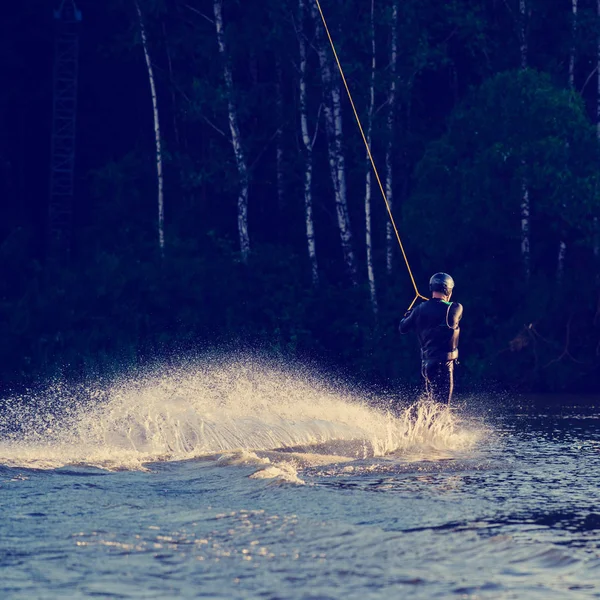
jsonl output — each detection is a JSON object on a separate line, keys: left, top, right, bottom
{"left": 1, "top": 0, "right": 599, "bottom": 394}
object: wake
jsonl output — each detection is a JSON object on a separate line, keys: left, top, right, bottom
{"left": 0, "top": 357, "right": 484, "bottom": 473}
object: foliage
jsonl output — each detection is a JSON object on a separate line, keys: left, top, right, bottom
{"left": 1, "top": 0, "right": 600, "bottom": 395}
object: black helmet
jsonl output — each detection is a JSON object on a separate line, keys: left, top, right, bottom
{"left": 429, "top": 272, "right": 454, "bottom": 295}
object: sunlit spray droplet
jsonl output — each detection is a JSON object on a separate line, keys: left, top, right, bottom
{"left": 0, "top": 355, "right": 484, "bottom": 471}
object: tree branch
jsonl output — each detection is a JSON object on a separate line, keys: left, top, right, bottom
{"left": 183, "top": 3, "right": 214, "bottom": 24}
{"left": 310, "top": 103, "right": 323, "bottom": 149}
{"left": 202, "top": 115, "right": 227, "bottom": 138}
{"left": 580, "top": 66, "right": 598, "bottom": 95}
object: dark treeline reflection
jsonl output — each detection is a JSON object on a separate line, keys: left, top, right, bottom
{"left": 1, "top": 0, "right": 600, "bottom": 394}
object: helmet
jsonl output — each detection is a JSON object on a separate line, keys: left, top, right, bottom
{"left": 429, "top": 272, "right": 454, "bottom": 295}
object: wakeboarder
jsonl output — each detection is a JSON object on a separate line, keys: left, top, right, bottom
{"left": 399, "top": 273, "right": 463, "bottom": 404}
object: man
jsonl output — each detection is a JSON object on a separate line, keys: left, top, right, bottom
{"left": 399, "top": 273, "right": 463, "bottom": 404}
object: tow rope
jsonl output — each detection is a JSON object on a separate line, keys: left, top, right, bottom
{"left": 314, "top": 0, "right": 427, "bottom": 310}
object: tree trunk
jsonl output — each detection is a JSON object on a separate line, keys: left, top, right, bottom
{"left": 519, "top": 0, "right": 530, "bottom": 280}
{"left": 521, "top": 177, "right": 531, "bottom": 280}
{"left": 558, "top": 0, "right": 578, "bottom": 282}
{"left": 596, "top": 0, "right": 600, "bottom": 263}
{"left": 310, "top": 2, "right": 357, "bottom": 283}
{"left": 557, "top": 237, "right": 567, "bottom": 282}
{"left": 275, "top": 57, "right": 285, "bottom": 219}
{"left": 569, "top": 0, "right": 578, "bottom": 88}
{"left": 385, "top": 0, "right": 399, "bottom": 276}
{"left": 298, "top": 0, "right": 319, "bottom": 285}
{"left": 519, "top": 0, "right": 528, "bottom": 70}
{"left": 134, "top": 0, "right": 165, "bottom": 255}
{"left": 213, "top": 0, "right": 250, "bottom": 261}
{"left": 365, "top": 0, "right": 378, "bottom": 313}
{"left": 598, "top": 0, "right": 600, "bottom": 142}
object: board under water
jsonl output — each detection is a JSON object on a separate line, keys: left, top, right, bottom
{"left": 1, "top": 358, "right": 599, "bottom": 599}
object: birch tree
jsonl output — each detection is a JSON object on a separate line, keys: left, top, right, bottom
{"left": 310, "top": 2, "right": 357, "bottom": 283}
{"left": 569, "top": 0, "right": 578, "bottom": 88}
{"left": 365, "top": 0, "right": 378, "bottom": 313}
{"left": 519, "top": 0, "right": 531, "bottom": 280}
{"left": 213, "top": 0, "right": 250, "bottom": 261}
{"left": 598, "top": 0, "right": 600, "bottom": 142}
{"left": 298, "top": 0, "right": 319, "bottom": 285}
{"left": 597, "top": 0, "right": 600, "bottom": 143}
{"left": 596, "top": 0, "right": 600, "bottom": 262}
{"left": 134, "top": 0, "right": 164, "bottom": 255}
{"left": 385, "top": 0, "right": 399, "bottom": 276}
{"left": 275, "top": 57, "right": 285, "bottom": 217}
{"left": 558, "top": 0, "right": 579, "bottom": 281}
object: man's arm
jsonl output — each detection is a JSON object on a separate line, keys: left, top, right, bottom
{"left": 447, "top": 302, "right": 463, "bottom": 329}
{"left": 399, "top": 307, "right": 418, "bottom": 334}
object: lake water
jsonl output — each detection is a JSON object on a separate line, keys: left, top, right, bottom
{"left": 1, "top": 358, "right": 599, "bottom": 599}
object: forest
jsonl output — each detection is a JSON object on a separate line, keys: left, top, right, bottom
{"left": 1, "top": 0, "right": 600, "bottom": 396}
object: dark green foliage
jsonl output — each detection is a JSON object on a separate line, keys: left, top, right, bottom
{"left": 411, "top": 70, "right": 600, "bottom": 390}
{"left": 1, "top": 0, "right": 600, "bottom": 395}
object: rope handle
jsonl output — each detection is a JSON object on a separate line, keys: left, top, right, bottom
{"left": 408, "top": 293, "right": 428, "bottom": 311}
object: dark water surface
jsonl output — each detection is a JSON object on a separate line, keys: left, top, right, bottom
{"left": 1, "top": 364, "right": 599, "bottom": 599}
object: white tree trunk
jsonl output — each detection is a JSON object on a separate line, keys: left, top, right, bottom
{"left": 521, "top": 176, "right": 531, "bottom": 281}
{"left": 365, "top": 0, "right": 378, "bottom": 313}
{"left": 557, "top": 239, "right": 567, "bottom": 281}
{"left": 520, "top": 0, "right": 530, "bottom": 280}
{"left": 134, "top": 0, "right": 164, "bottom": 255}
{"left": 275, "top": 58, "right": 285, "bottom": 216}
{"left": 298, "top": 0, "right": 318, "bottom": 285}
{"left": 557, "top": 0, "right": 578, "bottom": 281}
{"left": 596, "top": 0, "right": 600, "bottom": 263}
{"left": 213, "top": 0, "right": 250, "bottom": 261}
{"left": 569, "top": 0, "right": 578, "bottom": 88}
{"left": 310, "top": 2, "right": 357, "bottom": 283}
{"left": 598, "top": 0, "right": 600, "bottom": 141}
{"left": 519, "top": 0, "right": 528, "bottom": 70}
{"left": 385, "top": 0, "right": 399, "bottom": 276}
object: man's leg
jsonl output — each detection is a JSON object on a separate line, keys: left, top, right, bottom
{"left": 422, "top": 361, "right": 434, "bottom": 401}
{"left": 435, "top": 360, "right": 454, "bottom": 404}
{"left": 424, "top": 361, "right": 454, "bottom": 404}
{"left": 422, "top": 361, "right": 439, "bottom": 402}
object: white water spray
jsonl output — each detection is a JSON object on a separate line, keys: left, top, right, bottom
{"left": 0, "top": 357, "right": 483, "bottom": 474}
